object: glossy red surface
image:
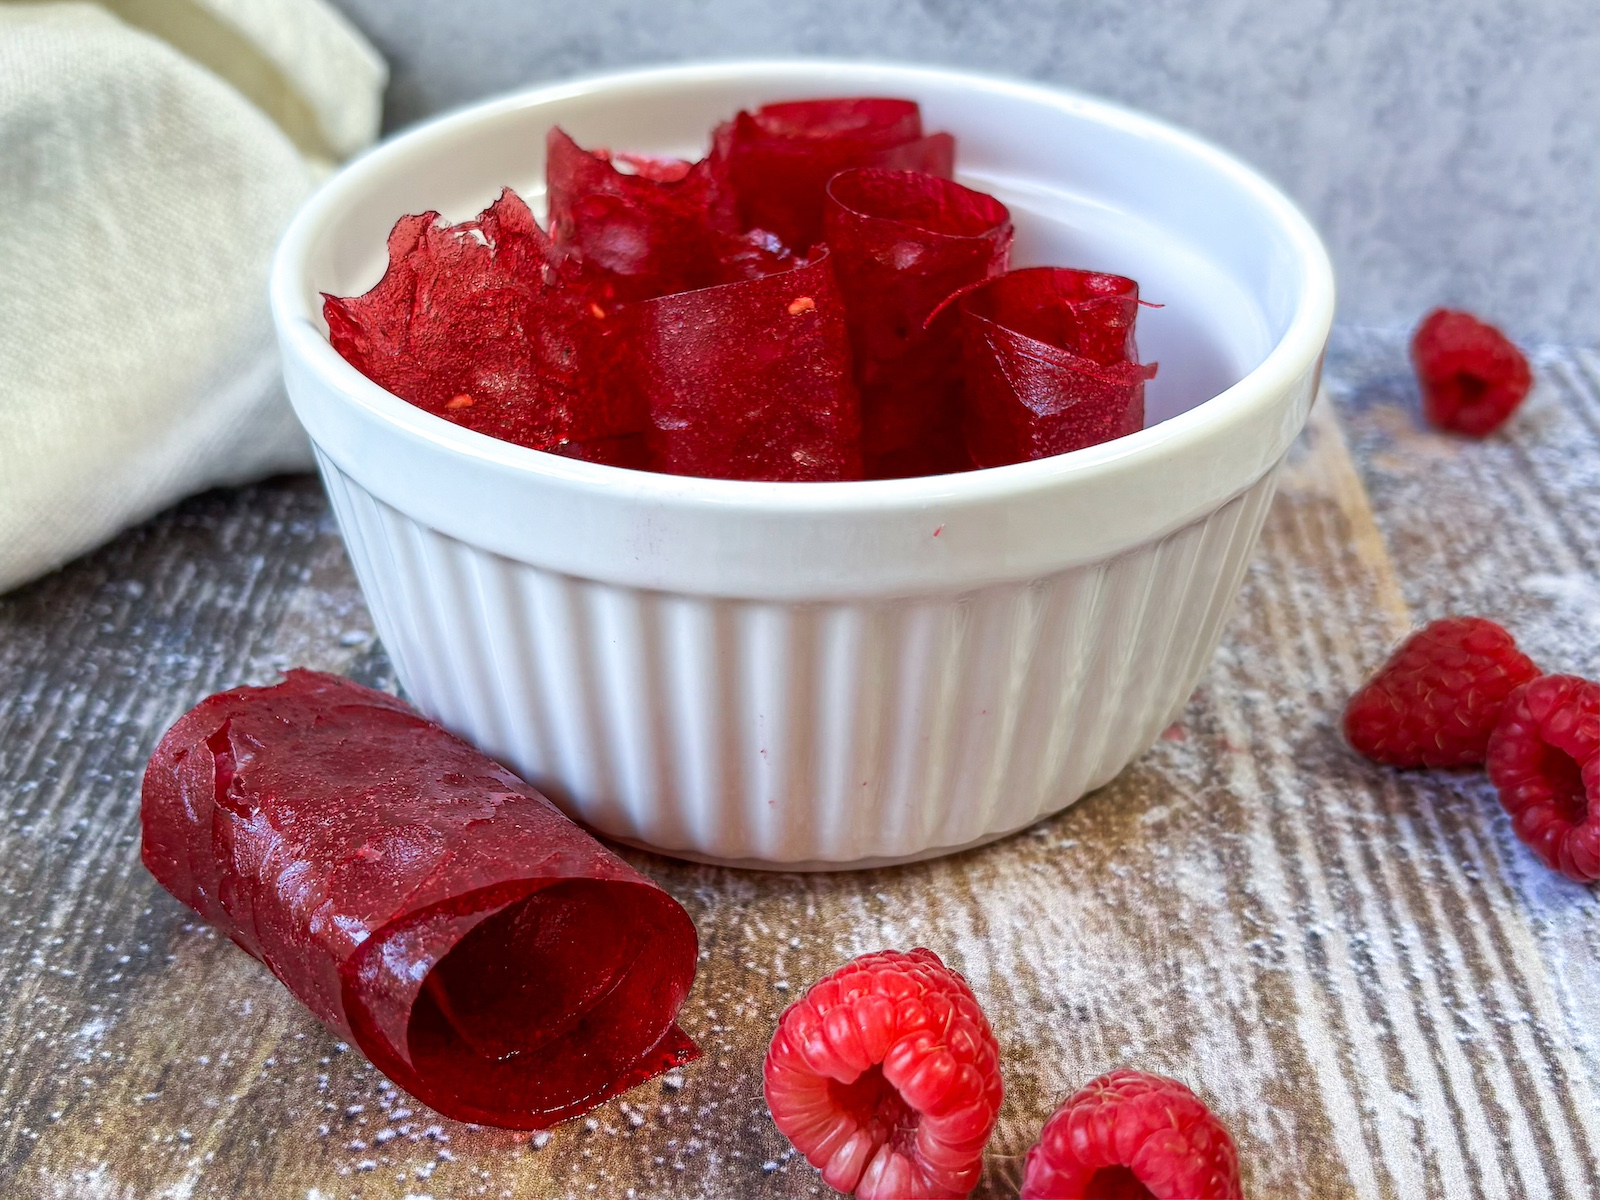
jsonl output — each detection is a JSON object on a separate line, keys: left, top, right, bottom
{"left": 140, "top": 670, "right": 700, "bottom": 1128}
{"left": 631, "top": 249, "right": 864, "bottom": 481}
{"left": 959, "top": 268, "right": 1155, "bottom": 467}
{"left": 824, "top": 167, "right": 1012, "bottom": 477}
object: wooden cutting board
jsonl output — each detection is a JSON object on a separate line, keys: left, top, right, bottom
{"left": 1, "top": 334, "right": 1596, "bottom": 1199}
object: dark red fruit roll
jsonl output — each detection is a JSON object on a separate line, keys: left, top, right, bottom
{"left": 959, "top": 268, "right": 1156, "bottom": 468}
{"left": 629, "top": 249, "right": 863, "bottom": 481}
{"left": 1486, "top": 674, "right": 1600, "bottom": 884}
{"left": 1411, "top": 308, "right": 1533, "bottom": 437}
{"left": 545, "top": 127, "right": 722, "bottom": 302}
{"left": 824, "top": 168, "right": 1013, "bottom": 479}
{"left": 323, "top": 189, "right": 644, "bottom": 453}
{"left": 714, "top": 97, "right": 952, "bottom": 252}
{"left": 141, "top": 670, "right": 700, "bottom": 1129}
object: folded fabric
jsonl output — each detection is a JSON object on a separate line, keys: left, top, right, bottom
{"left": 0, "top": 1, "right": 386, "bottom": 593}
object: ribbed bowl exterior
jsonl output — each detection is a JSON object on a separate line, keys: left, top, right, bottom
{"left": 318, "top": 449, "right": 1280, "bottom": 867}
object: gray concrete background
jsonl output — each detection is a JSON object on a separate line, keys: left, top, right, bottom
{"left": 329, "top": 0, "right": 1599, "bottom": 346}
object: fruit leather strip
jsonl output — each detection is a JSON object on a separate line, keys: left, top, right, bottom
{"left": 959, "top": 268, "right": 1157, "bottom": 467}
{"left": 630, "top": 250, "right": 863, "bottom": 481}
{"left": 824, "top": 168, "right": 1013, "bottom": 478}
{"left": 716, "top": 98, "right": 952, "bottom": 252}
{"left": 547, "top": 127, "right": 801, "bottom": 299}
{"left": 323, "top": 188, "right": 642, "bottom": 452}
{"left": 546, "top": 127, "right": 722, "bottom": 302}
{"left": 970, "top": 266, "right": 1146, "bottom": 368}
{"left": 140, "top": 670, "right": 699, "bottom": 1129}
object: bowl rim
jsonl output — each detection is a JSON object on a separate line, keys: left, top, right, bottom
{"left": 271, "top": 57, "right": 1335, "bottom": 521}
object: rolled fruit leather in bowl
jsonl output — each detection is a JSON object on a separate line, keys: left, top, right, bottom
{"left": 545, "top": 126, "right": 720, "bottom": 301}
{"left": 322, "top": 188, "right": 646, "bottom": 466}
{"left": 543, "top": 127, "right": 796, "bottom": 304}
{"left": 958, "top": 267, "right": 1157, "bottom": 468}
{"left": 140, "top": 670, "right": 700, "bottom": 1129}
{"left": 823, "top": 167, "right": 1013, "bottom": 478}
{"left": 630, "top": 248, "right": 864, "bottom": 481}
{"left": 715, "top": 97, "right": 954, "bottom": 253}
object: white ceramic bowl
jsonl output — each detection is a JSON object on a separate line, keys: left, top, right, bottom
{"left": 271, "top": 60, "right": 1333, "bottom": 869}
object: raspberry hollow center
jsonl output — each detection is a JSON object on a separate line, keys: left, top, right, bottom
{"left": 828, "top": 1063, "right": 918, "bottom": 1155}
{"left": 1085, "top": 1165, "right": 1157, "bottom": 1199}
{"left": 1536, "top": 741, "right": 1588, "bottom": 826}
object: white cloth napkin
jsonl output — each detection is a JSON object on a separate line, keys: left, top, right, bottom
{"left": 0, "top": 1, "right": 386, "bottom": 593}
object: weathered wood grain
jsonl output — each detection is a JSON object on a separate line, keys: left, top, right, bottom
{"left": 0, "top": 333, "right": 1595, "bottom": 1199}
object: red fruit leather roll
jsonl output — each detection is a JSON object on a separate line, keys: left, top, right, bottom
{"left": 959, "top": 268, "right": 1157, "bottom": 467}
{"left": 824, "top": 167, "right": 1013, "bottom": 478}
{"left": 546, "top": 128, "right": 799, "bottom": 300}
{"left": 630, "top": 249, "right": 863, "bottom": 481}
{"left": 546, "top": 127, "right": 722, "bottom": 302}
{"left": 715, "top": 98, "right": 953, "bottom": 252}
{"left": 140, "top": 670, "right": 699, "bottom": 1129}
{"left": 323, "top": 189, "right": 643, "bottom": 453}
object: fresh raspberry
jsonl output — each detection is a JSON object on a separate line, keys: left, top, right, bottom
{"left": 1020, "top": 1069, "right": 1242, "bottom": 1200}
{"left": 1411, "top": 308, "right": 1532, "bottom": 437}
{"left": 763, "top": 948, "right": 1002, "bottom": 1199}
{"left": 1486, "top": 675, "right": 1600, "bottom": 883}
{"left": 1343, "top": 617, "right": 1540, "bottom": 769}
